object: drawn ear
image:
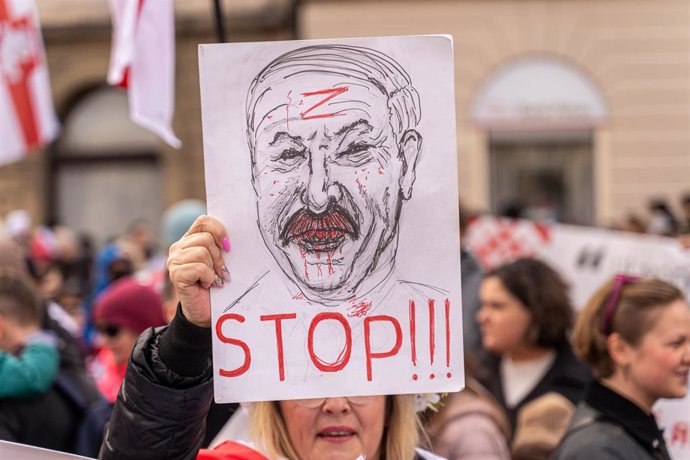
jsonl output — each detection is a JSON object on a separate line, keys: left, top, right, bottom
{"left": 398, "top": 129, "right": 422, "bottom": 200}
{"left": 248, "top": 133, "right": 260, "bottom": 195}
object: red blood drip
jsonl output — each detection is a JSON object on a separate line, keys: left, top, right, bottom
{"left": 347, "top": 301, "right": 372, "bottom": 318}
{"left": 299, "top": 247, "right": 309, "bottom": 281}
{"left": 326, "top": 251, "right": 335, "bottom": 275}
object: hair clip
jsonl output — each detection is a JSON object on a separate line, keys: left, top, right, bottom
{"left": 601, "top": 273, "right": 639, "bottom": 336}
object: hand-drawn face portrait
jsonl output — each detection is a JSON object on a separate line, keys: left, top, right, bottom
{"left": 246, "top": 45, "right": 422, "bottom": 303}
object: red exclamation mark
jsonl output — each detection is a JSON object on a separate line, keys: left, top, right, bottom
{"left": 409, "top": 300, "right": 417, "bottom": 380}
{"left": 428, "top": 299, "right": 435, "bottom": 380}
{"left": 445, "top": 298, "right": 452, "bottom": 379}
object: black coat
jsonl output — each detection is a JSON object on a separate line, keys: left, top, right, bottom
{"left": 99, "top": 326, "right": 214, "bottom": 460}
{"left": 0, "top": 312, "right": 99, "bottom": 454}
{"left": 476, "top": 344, "right": 591, "bottom": 431}
{"left": 0, "top": 382, "right": 82, "bottom": 452}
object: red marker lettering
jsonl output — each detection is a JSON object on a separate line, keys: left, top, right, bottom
{"left": 409, "top": 300, "right": 417, "bottom": 366}
{"left": 215, "top": 313, "right": 251, "bottom": 377}
{"left": 300, "top": 86, "right": 349, "bottom": 120}
{"left": 445, "top": 298, "right": 451, "bottom": 368}
{"left": 364, "top": 315, "right": 402, "bottom": 381}
{"left": 260, "top": 313, "right": 297, "bottom": 381}
{"left": 428, "top": 299, "right": 435, "bottom": 365}
{"left": 308, "top": 312, "right": 352, "bottom": 372}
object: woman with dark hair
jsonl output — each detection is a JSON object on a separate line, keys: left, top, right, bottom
{"left": 554, "top": 276, "right": 690, "bottom": 460}
{"left": 475, "top": 258, "right": 591, "bottom": 435}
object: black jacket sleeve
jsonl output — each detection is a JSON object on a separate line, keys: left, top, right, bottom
{"left": 99, "top": 307, "right": 214, "bottom": 460}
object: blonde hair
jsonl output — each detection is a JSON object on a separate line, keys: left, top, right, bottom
{"left": 250, "top": 395, "right": 420, "bottom": 460}
{"left": 573, "top": 277, "right": 684, "bottom": 378}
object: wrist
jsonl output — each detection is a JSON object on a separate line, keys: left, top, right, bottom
{"left": 158, "top": 304, "right": 212, "bottom": 377}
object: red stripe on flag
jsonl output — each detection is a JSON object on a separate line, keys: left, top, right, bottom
{"left": 0, "top": 0, "right": 9, "bottom": 19}
{"left": 8, "top": 77, "right": 40, "bottom": 148}
{"left": 117, "top": 66, "right": 130, "bottom": 89}
{"left": 1, "top": 7, "right": 41, "bottom": 148}
{"left": 115, "top": 0, "right": 144, "bottom": 89}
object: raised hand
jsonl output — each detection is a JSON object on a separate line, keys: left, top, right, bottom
{"left": 166, "top": 215, "right": 230, "bottom": 327}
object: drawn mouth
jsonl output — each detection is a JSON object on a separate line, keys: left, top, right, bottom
{"left": 298, "top": 229, "right": 347, "bottom": 252}
{"left": 281, "top": 205, "right": 358, "bottom": 253}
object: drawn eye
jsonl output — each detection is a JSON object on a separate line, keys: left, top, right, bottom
{"left": 336, "top": 142, "right": 372, "bottom": 165}
{"left": 277, "top": 147, "right": 306, "bottom": 162}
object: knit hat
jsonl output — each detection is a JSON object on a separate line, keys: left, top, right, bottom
{"left": 93, "top": 277, "right": 165, "bottom": 334}
{"left": 161, "top": 199, "right": 206, "bottom": 249}
{"left": 511, "top": 392, "right": 575, "bottom": 460}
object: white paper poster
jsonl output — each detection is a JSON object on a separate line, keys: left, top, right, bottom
{"left": 655, "top": 397, "right": 690, "bottom": 459}
{"left": 0, "top": 441, "right": 93, "bottom": 459}
{"left": 465, "top": 215, "right": 690, "bottom": 308}
{"left": 200, "top": 35, "right": 464, "bottom": 403}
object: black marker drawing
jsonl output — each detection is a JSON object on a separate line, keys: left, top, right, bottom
{"left": 244, "top": 44, "right": 424, "bottom": 304}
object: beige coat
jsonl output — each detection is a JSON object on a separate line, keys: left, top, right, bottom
{"left": 424, "top": 379, "right": 511, "bottom": 460}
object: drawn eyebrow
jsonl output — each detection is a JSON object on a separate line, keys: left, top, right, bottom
{"left": 268, "top": 131, "right": 303, "bottom": 147}
{"left": 334, "top": 119, "right": 373, "bottom": 137}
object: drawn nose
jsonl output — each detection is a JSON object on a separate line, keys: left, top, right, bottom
{"left": 303, "top": 152, "right": 340, "bottom": 213}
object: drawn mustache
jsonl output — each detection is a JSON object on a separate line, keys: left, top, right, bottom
{"left": 280, "top": 204, "right": 359, "bottom": 247}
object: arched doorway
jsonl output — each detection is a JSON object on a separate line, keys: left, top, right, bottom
{"left": 50, "top": 86, "right": 163, "bottom": 247}
{"left": 472, "top": 57, "right": 608, "bottom": 224}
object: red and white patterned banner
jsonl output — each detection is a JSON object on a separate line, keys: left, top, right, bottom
{"left": 466, "top": 215, "right": 690, "bottom": 308}
{"left": 0, "top": 0, "right": 59, "bottom": 166}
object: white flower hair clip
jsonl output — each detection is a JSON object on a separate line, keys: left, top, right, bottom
{"left": 414, "top": 393, "right": 446, "bottom": 413}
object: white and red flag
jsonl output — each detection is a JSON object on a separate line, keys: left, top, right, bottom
{"left": 0, "top": 0, "right": 59, "bottom": 166}
{"left": 107, "top": 0, "right": 181, "bottom": 148}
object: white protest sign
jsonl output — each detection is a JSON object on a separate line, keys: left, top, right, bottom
{"left": 466, "top": 215, "right": 690, "bottom": 308}
{"left": 200, "top": 35, "right": 464, "bottom": 403}
{"left": 0, "top": 441, "right": 93, "bottom": 459}
{"left": 655, "top": 396, "right": 690, "bottom": 459}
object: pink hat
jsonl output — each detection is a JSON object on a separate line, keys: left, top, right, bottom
{"left": 94, "top": 277, "right": 165, "bottom": 334}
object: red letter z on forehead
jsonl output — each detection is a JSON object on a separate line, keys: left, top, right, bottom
{"left": 299, "top": 86, "right": 349, "bottom": 120}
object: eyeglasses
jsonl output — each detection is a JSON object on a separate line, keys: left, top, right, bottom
{"left": 601, "top": 274, "right": 639, "bottom": 336}
{"left": 293, "top": 396, "right": 379, "bottom": 409}
{"left": 98, "top": 325, "right": 121, "bottom": 338}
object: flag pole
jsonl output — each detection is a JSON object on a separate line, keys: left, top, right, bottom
{"left": 212, "top": 0, "right": 226, "bottom": 43}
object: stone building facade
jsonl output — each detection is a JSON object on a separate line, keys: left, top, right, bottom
{"left": 1, "top": 0, "right": 688, "bottom": 244}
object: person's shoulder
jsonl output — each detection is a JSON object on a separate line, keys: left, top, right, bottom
{"left": 555, "top": 413, "right": 636, "bottom": 460}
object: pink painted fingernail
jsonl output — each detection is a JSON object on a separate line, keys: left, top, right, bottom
{"left": 222, "top": 236, "right": 231, "bottom": 253}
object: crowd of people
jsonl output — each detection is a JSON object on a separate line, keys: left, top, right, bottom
{"left": 0, "top": 198, "right": 688, "bottom": 459}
